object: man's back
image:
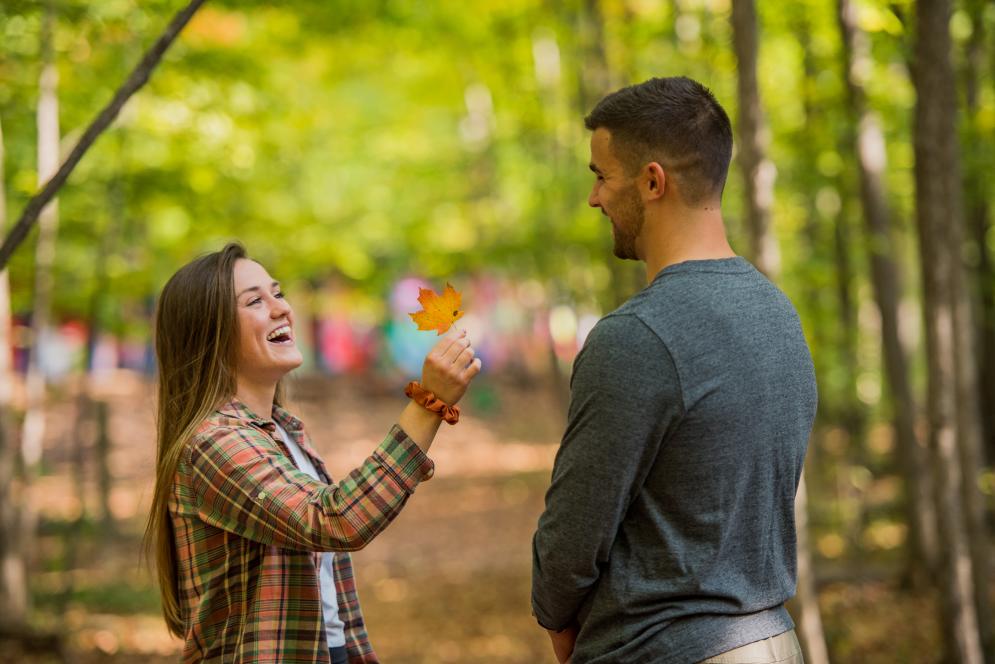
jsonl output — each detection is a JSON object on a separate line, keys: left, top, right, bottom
{"left": 532, "top": 256, "right": 817, "bottom": 664}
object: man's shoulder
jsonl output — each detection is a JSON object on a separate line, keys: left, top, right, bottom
{"left": 592, "top": 283, "right": 680, "bottom": 345}
{"left": 588, "top": 311, "right": 659, "bottom": 346}
{"left": 572, "top": 311, "right": 683, "bottom": 407}
{"left": 609, "top": 275, "right": 692, "bottom": 324}
{"left": 576, "top": 313, "right": 670, "bottom": 376}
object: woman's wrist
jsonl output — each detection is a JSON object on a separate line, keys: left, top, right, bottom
{"left": 397, "top": 401, "right": 444, "bottom": 453}
{"left": 404, "top": 381, "right": 460, "bottom": 424}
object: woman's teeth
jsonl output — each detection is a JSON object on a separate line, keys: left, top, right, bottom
{"left": 266, "top": 325, "right": 292, "bottom": 343}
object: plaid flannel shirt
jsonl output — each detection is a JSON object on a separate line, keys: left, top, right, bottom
{"left": 169, "top": 399, "right": 434, "bottom": 663}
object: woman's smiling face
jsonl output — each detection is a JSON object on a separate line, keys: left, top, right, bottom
{"left": 233, "top": 258, "right": 303, "bottom": 385}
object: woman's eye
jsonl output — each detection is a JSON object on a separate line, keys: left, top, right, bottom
{"left": 274, "top": 291, "right": 285, "bottom": 299}
{"left": 248, "top": 297, "right": 261, "bottom": 306}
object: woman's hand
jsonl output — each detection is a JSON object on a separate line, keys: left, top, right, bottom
{"left": 419, "top": 329, "right": 482, "bottom": 405}
{"left": 396, "top": 330, "right": 482, "bottom": 454}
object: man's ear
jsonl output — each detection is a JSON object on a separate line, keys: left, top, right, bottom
{"left": 644, "top": 162, "right": 666, "bottom": 201}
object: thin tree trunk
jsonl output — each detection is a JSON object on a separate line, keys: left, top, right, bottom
{"left": 0, "top": 0, "right": 207, "bottom": 271}
{"left": 793, "top": 473, "right": 831, "bottom": 664}
{"left": 961, "top": 9, "right": 995, "bottom": 643}
{"left": 950, "top": 5, "right": 995, "bottom": 648}
{"left": 22, "top": 1, "right": 59, "bottom": 473}
{"left": 831, "top": 204, "right": 863, "bottom": 442}
{"left": 947, "top": 1, "right": 992, "bottom": 657}
{"left": 531, "top": 28, "right": 570, "bottom": 411}
{"left": 578, "top": 0, "right": 616, "bottom": 111}
{"left": 730, "top": 0, "right": 779, "bottom": 279}
{"left": 831, "top": 201, "right": 870, "bottom": 553}
{"left": 0, "top": 111, "right": 29, "bottom": 630}
{"left": 797, "top": 11, "right": 866, "bottom": 561}
{"left": 954, "top": 257, "right": 993, "bottom": 662}
{"left": 67, "top": 188, "right": 117, "bottom": 520}
{"left": 963, "top": 0, "right": 995, "bottom": 465}
{"left": 731, "top": 3, "right": 828, "bottom": 660}
{"left": 837, "top": 0, "right": 938, "bottom": 587}
{"left": 576, "top": 0, "right": 641, "bottom": 308}
{"left": 56, "top": 383, "right": 90, "bottom": 616}
{"left": 912, "top": 0, "right": 987, "bottom": 660}
{"left": 0, "top": 121, "right": 10, "bottom": 409}
{"left": 95, "top": 401, "right": 113, "bottom": 532}
{"left": 93, "top": 174, "right": 124, "bottom": 534}
{"left": 17, "top": 4, "right": 60, "bottom": 623}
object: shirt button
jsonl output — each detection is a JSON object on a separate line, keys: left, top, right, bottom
{"left": 257, "top": 491, "right": 266, "bottom": 500}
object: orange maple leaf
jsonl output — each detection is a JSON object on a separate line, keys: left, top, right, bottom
{"left": 409, "top": 283, "right": 465, "bottom": 335}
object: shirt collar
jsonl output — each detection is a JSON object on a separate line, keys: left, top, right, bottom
{"left": 216, "top": 398, "right": 304, "bottom": 434}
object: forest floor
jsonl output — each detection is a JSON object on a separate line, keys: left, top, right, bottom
{"left": 4, "top": 370, "right": 955, "bottom": 663}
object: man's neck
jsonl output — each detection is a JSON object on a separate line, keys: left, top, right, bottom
{"left": 235, "top": 377, "right": 277, "bottom": 421}
{"left": 641, "top": 204, "right": 735, "bottom": 283}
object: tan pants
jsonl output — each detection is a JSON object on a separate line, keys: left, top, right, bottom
{"left": 696, "top": 629, "right": 803, "bottom": 664}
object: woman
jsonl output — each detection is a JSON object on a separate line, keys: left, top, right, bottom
{"left": 144, "top": 243, "right": 480, "bottom": 663}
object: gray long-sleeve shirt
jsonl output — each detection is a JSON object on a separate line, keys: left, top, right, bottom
{"left": 532, "top": 257, "right": 817, "bottom": 664}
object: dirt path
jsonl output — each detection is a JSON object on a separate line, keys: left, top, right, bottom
{"left": 14, "top": 370, "right": 944, "bottom": 663}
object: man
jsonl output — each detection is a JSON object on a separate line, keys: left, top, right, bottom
{"left": 531, "top": 77, "right": 816, "bottom": 664}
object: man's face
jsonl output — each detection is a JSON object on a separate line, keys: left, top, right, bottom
{"left": 587, "top": 128, "right": 646, "bottom": 261}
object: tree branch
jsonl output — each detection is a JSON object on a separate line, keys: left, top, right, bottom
{"left": 0, "top": 0, "right": 207, "bottom": 271}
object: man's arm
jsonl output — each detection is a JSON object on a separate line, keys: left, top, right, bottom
{"left": 531, "top": 314, "right": 684, "bottom": 631}
{"left": 546, "top": 623, "right": 579, "bottom": 663}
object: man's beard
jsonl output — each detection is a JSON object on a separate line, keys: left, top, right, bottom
{"left": 610, "top": 183, "right": 646, "bottom": 260}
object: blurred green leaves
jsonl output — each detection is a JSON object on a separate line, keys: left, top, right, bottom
{"left": 0, "top": 0, "right": 990, "bottom": 374}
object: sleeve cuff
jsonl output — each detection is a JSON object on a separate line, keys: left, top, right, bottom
{"left": 374, "top": 424, "right": 435, "bottom": 491}
{"left": 531, "top": 603, "right": 572, "bottom": 632}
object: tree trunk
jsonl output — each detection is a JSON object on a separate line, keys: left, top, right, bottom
{"left": 731, "top": 3, "right": 828, "bottom": 660}
{"left": 959, "top": 10, "right": 995, "bottom": 644}
{"left": 796, "top": 9, "right": 867, "bottom": 562}
{"left": 575, "top": 0, "right": 641, "bottom": 308}
{"left": 578, "top": 0, "right": 616, "bottom": 111}
{"left": 93, "top": 175, "right": 124, "bottom": 534}
{"left": 21, "top": 0, "right": 59, "bottom": 474}
{"left": 837, "top": 0, "right": 939, "bottom": 587}
{"left": 830, "top": 200, "right": 871, "bottom": 553}
{"left": 793, "top": 473, "right": 831, "bottom": 664}
{"left": 912, "top": 0, "right": 988, "bottom": 660}
{"left": 16, "top": 2, "right": 60, "bottom": 623}
{"left": 831, "top": 204, "right": 863, "bottom": 440}
{"left": 0, "top": 121, "right": 10, "bottom": 409}
{"left": 0, "top": 110, "right": 29, "bottom": 631}
{"left": 963, "top": 0, "right": 995, "bottom": 466}
{"left": 730, "top": 0, "right": 779, "bottom": 279}
{"left": 951, "top": 3, "right": 993, "bottom": 654}
{"left": 95, "top": 401, "right": 113, "bottom": 532}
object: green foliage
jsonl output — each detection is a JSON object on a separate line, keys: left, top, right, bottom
{"left": 0, "top": 0, "right": 991, "bottom": 404}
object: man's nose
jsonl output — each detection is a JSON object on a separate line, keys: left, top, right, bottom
{"left": 588, "top": 186, "right": 600, "bottom": 208}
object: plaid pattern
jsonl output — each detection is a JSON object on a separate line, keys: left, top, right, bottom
{"left": 169, "top": 399, "right": 434, "bottom": 663}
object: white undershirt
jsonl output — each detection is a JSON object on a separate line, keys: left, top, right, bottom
{"left": 273, "top": 422, "right": 346, "bottom": 648}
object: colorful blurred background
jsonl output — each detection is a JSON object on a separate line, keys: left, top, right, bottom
{"left": 1, "top": 0, "right": 994, "bottom": 662}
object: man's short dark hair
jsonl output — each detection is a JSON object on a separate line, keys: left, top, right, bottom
{"left": 584, "top": 77, "right": 733, "bottom": 205}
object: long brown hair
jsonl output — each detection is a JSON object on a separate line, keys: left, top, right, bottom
{"left": 143, "top": 242, "right": 246, "bottom": 637}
